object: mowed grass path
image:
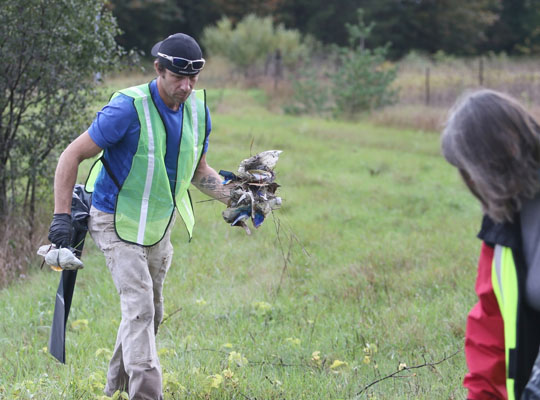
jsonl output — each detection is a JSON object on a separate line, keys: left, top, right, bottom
{"left": 0, "top": 88, "right": 481, "bottom": 399}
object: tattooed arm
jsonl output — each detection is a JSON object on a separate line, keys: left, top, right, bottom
{"left": 191, "top": 154, "right": 231, "bottom": 205}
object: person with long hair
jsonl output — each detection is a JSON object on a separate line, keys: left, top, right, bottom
{"left": 442, "top": 89, "right": 540, "bottom": 400}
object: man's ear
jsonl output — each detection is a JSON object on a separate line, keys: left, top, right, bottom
{"left": 153, "top": 60, "right": 163, "bottom": 76}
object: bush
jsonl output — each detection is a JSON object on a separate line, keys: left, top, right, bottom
{"left": 202, "top": 14, "right": 307, "bottom": 78}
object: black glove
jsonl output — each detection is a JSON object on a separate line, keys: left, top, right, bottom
{"left": 48, "top": 213, "right": 73, "bottom": 248}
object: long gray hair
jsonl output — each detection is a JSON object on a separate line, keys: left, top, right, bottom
{"left": 441, "top": 89, "right": 540, "bottom": 223}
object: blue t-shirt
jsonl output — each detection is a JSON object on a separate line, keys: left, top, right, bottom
{"left": 88, "top": 79, "right": 211, "bottom": 213}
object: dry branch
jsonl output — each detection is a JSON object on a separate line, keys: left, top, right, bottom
{"left": 354, "top": 349, "right": 460, "bottom": 398}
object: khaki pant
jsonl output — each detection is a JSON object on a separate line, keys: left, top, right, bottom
{"left": 88, "top": 207, "right": 174, "bottom": 400}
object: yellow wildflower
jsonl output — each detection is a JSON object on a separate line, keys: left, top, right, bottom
{"left": 158, "top": 347, "right": 173, "bottom": 357}
{"left": 252, "top": 301, "right": 273, "bottom": 316}
{"left": 71, "top": 319, "right": 89, "bottom": 331}
{"left": 95, "top": 348, "right": 113, "bottom": 358}
{"left": 285, "top": 337, "right": 301, "bottom": 345}
{"left": 222, "top": 368, "right": 234, "bottom": 379}
{"left": 311, "top": 350, "right": 322, "bottom": 366}
{"left": 228, "top": 351, "right": 248, "bottom": 367}
{"left": 363, "top": 343, "right": 378, "bottom": 356}
{"left": 208, "top": 374, "right": 223, "bottom": 389}
{"left": 163, "top": 372, "right": 185, "bottom": 393}
{"left": 330, "top": 359, "right": 348, "bottom": 369}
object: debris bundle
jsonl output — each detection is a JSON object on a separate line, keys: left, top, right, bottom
{"left": 220, "top": 150, "right": 282, "bottom": 233}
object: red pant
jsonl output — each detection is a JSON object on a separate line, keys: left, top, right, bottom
{"left": 464, "top": 243, "right": 507, "bottom": 399}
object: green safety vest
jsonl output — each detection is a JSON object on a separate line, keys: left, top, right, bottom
{"left": 86, "top": 83, "right": 207, "bottom": 246}
{"left": 492, "top": 244, "right": 519, "bottom": 400}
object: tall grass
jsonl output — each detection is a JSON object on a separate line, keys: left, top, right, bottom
{"left": 373, "top": 53, "right": 540, "bottom": 133}
{"left": 395, "top": 53, "right": 540, "bottom": 107}
{"left": 0, "top": 84, "right": 480, "bottom": 399}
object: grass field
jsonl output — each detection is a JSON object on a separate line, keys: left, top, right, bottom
{"left": 0, "top": 83, "right": 482, "bottom": 399}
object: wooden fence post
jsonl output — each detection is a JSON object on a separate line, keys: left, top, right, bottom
{"left": 274, "top": 49, "right": 282, "bottom": 91}
{"left": 425, "top": 66, "right": 430, "bottom": 106}
{"left": 478, "top": 57, "right": 484, "bottom": 86}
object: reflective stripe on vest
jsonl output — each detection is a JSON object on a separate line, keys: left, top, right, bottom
{"left": 492, "top": 244, "right": 520, "bottom": 400}
{"left": 85, "top": 83, "right": 206, "bottom": 246}
{"left": 130, "top": 86, "right": 156, "bottom": 243}
{"left": 174, "top": 92, "right": 204, "bottom": 236}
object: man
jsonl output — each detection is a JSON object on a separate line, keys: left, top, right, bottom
{"left": 48, "top": 33, "right": 230, "bottom": 399}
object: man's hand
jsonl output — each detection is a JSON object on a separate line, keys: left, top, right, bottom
{"left": 48, "top": 213, "right": 73, "bottom": 248}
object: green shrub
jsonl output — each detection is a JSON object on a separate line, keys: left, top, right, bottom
{"left": 202, "top": 14, "right": 307, "bottom": 77}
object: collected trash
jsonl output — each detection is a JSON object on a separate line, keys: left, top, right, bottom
{"left": 220, "top": 150, "right": 282, "bottom": 234}
{"left": 37, "top": 245, "right": 84, "bottom": 271}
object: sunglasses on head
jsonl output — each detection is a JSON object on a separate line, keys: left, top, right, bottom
{"left": 157, "top": 52, "right": 205, "bottom": 71}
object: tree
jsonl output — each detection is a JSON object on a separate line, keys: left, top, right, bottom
{"left": 275, "top": 0, "right": 362, "bottom": 47}
{"left": 0, "top": 0, "right": 122, "bottom": 218}
{"left": 210, "top": 0, "right": 284, "bottom": 22}
{"left": 484, "top": 0, "right": 540, "bottom": 54}
{"left": 275, "top": 0, "right": 501, "bottom": 58}
{"left": 202, "top": 14, "right": 307, "bottom": 78}
{"left": 360, "top": 0, "right": 500, "bottom": 58}
{"left": 110, "top": 0, "right": 184, "bottom": 54}
{"left": 172, "top": 1, "right": 222, "bottom": 48}
{"left": 332, "top": 9, "right": 398, "bottom": 115}
{"left": 285, "top": 9, "right": 397, "bottom": 117}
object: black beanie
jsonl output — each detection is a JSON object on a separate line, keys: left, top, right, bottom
{"left": 151, "top": 33, "right": 203, "bottom": 75}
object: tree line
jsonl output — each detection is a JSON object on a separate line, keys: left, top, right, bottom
{"left": 110, "top": 0, "right": 540, "bottom": 58}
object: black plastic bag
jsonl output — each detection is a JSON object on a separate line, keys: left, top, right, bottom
{"left": 48, "top": 184, "right": 92, "bottom": 363}
{"left": 522, "top": 346, "right": 540, "bottom": 399}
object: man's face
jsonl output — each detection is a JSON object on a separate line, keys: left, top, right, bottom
{"left": 157, "top": 65, "right": 199, "bottom": 107}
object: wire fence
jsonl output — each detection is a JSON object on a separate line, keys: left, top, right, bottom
{"left": 395, "top": 57, "right": 540, "bottom": 108}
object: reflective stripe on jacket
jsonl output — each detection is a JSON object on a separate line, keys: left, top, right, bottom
{"left": 492, "top": 244, "right": 519, "bottom": 400}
